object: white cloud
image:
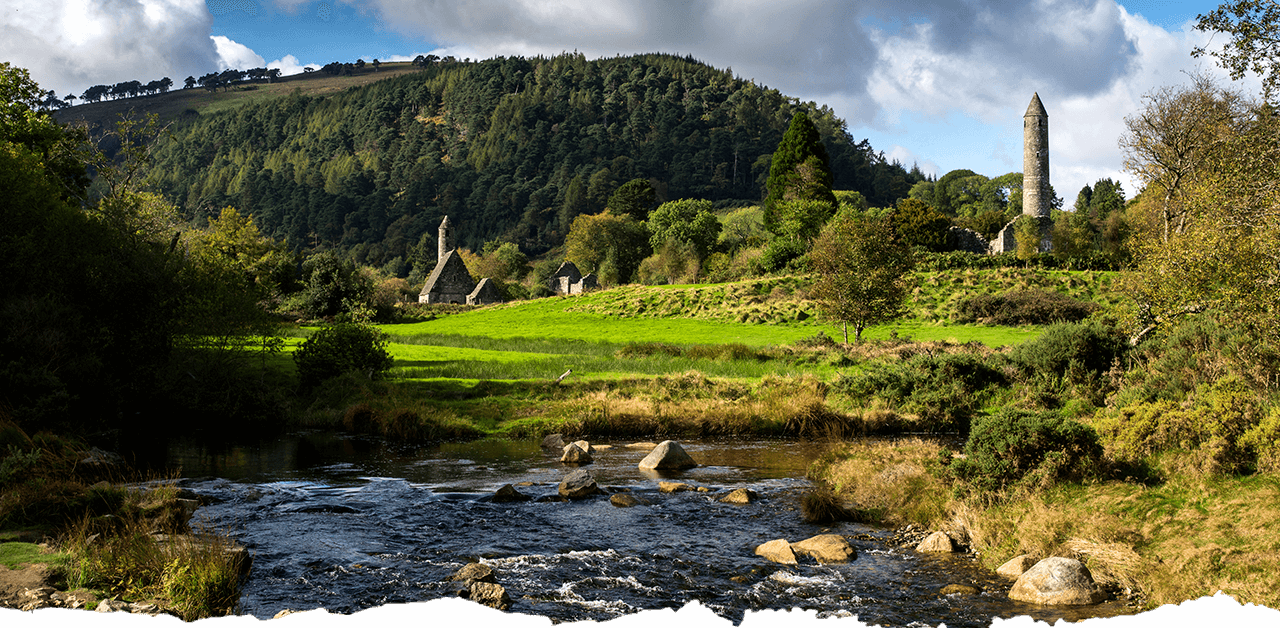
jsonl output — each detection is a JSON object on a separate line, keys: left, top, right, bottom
{"left": 0, "top": 0, "right": 222, "bottom": 98}
{"left": 212, "top": 35, "right": 266, "bottom": 71}
{"left": 267, "top": 54, "right": 321, "bottom": 76}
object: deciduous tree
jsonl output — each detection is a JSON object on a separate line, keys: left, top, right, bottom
{"left": 809, "top": 212, "right": 914, "bottom": 344}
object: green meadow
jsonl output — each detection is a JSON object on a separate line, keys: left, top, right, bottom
{"left": 289, "top": 273, "right": 1097, "bottom": 441}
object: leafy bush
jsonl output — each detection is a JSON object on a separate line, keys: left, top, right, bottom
{"left": 1093, "top": 376, "right": 1265, "bottom": 475}
{"left": 951, "top": 409, "right": 1102, "bottom": 493}
{"left": 1113, "top": 315, "right": 1280, "bottom": 408}
{"left": 794, "top": 331, "right": 836, "bottom": 348}
{"left": 755, "top": 237, "right": 808, "bottom": 274}
{"left": 293, "top": 322, "right": 394, "bottom": 388}
{"left": 833, "top": 352, "right": 1008, "bottom": 432}
{"left": 1242, "top": 408, "right": 1280, "bottom": 473}
{"left": 956, "top": 289, "right": 1099, "bottom": 326}
{"left": 1010, "top": 319, "right": 1125, "bottom": 376}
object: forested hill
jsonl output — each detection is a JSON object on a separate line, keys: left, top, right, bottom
{"left": 147, "top": 53, "right": 924, "bottom": 271}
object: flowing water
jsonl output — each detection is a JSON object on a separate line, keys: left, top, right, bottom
{"left": 152, "top": 432, "right": 1136, "bottom": 626}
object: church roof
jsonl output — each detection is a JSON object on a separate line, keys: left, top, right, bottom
{"left": 419, "top": 250, "right": 475, "bottom": 296}
{"left": 1025, "top": 92, "right": 1047, "bottom": 118}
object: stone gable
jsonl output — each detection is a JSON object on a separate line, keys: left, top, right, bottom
{"left": 419, "top": 250, "right": 476, "bottom": 304}
{"left": 467, "top": 277, "right": 503, "bottom": 305}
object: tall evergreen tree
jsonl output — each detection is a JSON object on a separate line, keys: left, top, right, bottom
{"left": 764, "top": 111, "right": 836, "bottom": 234}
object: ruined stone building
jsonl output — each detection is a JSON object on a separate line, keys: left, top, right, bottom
{"left": 418, "top": 216, "right": 503, "bottom": 305}
{"left": 547, "top": 260, "right": 599, "bottom": 295}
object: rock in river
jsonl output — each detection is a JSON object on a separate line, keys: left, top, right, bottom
{"left": 791, "top": 534, "right": 856, "bottom": 563}
{"left": 561, "top": 443, "right": 593, "bottom": 465}
{"left": 1009, "top": 557, "right": 1108, "bottom": 605}
{"left": 638, "top": 440, "right": 697, "bottom": 470}
{"left": 468, "top": 581, "right": 511, "bottom": 610}
{"left": 491, "top": 484, "right": 532, "bottom": 503}
{"left": 451, "top": 563, "right": 497, "bottom": 584}
{"left": 916, "top": 531, "right": 956, "bottom": 553}
{"left": 558, "top": 468, "right": 599, "bottom": 499}
{"left": 540, "top": 433, "right": 566, "bottom": 450}
{"left": 996, "top": 554, "right": 1038, "bottom": 578}
{"left": 610, "top": 493, "right": 649, "bottom": 508}
{"left": 719, "top": 488, "right": 757, "bottom": 505}
{"left": 754, "top": 539, "right": 797, "bottom": 565}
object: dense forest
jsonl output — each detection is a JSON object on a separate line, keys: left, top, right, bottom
{"left": 146, "top": 53, "right": 926, "bottom": 274}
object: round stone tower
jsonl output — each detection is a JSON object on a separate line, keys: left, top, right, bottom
{"left": 437, "top": 215, "right": 453, "bottom": 263}
{"left": 1022, "top": 93, "right": 1050, "bottom": 218}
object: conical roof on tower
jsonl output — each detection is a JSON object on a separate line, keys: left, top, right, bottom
{"left": 1025, "top": 92, "right": 1047, "bottom": 118}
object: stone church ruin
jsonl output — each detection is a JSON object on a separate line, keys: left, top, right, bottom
{"left": 417, "top": 216, "right": 503, "bottom": 305}
{"left": 548, "top": 261, "right": 599, "bottom": 295}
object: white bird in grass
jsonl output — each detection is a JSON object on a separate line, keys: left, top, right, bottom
{"left": 555, "top": 369, "right": 573, "bottom": 384}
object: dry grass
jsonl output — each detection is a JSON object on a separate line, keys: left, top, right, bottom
{"left": 812, "top": 438, "right": 952, "bottom": 526}
{"left": 956, "top": 472, "right": 1280, "bottom": 608}
{"left": 535, "top": 372, "right": 859, "bottom": 438}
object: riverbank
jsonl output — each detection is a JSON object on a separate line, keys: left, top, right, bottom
{"left": 810, "top": 438, "right": 1280, "bottom": 610}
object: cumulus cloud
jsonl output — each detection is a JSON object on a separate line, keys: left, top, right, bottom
{"left": 865, "top": 0, "right": 1138, "bottom": 124}
{"left": 0, "top": 0, "right": 223, "bottom": 97}
{"left": 267, "top": 54, "right": 321, "bottom": 76}
{"left": 212, "top": 35, "right": 266, "bottom": 70}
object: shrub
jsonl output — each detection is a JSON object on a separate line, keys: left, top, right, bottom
{"left": 833, "top": 352, "right": 1007, "bottom": 432}
{"left": 1010, "top": 319, "right": 1125, "bottom": 377}
{"left": 951, "top": 409, "right": 1102, "bottom": 493}
{"left": 794, "top": 331, "right": 836, "bottom": 348}
{"left": 1242, "top": 407, "right": 1280, "bottom": 473}
{"left": 956, "top": 289, "right": 1099, "bottom": 326}
{"left": 293, "top": 322, "right": 394, "bottom": 388}
{"left": 1094, "top": 376, "right": 1265, "bottom": 474}
{"left": 1113, "top": 315, "right": 1280, "bottom": 407}
{"left": 755, "top": 237, "right": 808, "bottom": 274}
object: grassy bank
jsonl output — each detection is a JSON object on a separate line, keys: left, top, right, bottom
{"left": 811, "top": 437, "right": 1280, "bottom": 610}
{"left": 0, "top": 422, "right": 247, "bottom": 619}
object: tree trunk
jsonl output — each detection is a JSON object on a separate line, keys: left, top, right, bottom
{"left": 842, "top": 321, "right": 849, "bottom": 345}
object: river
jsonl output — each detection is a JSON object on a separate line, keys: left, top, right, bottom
{"left": 149, "top": 432, "right": 1137, "bottom": 626}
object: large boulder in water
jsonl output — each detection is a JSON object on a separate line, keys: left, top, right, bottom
{"left": 1009, "top": 557, "right": 1107, "bottom": 605}
{"left": 638, "top": 441, "right": 697, "bottom": 470}
{"left": 561, "top": 443, "right": 593, "bottom": 464}
{"left": 541, "top": 433, "right": 566, "bottom": 449}
{"left": 790, "top": 534, "right": 856, "bottom": 563}
{"left": 754, "top": 539, "right": 797, "bottom": 565}
{"left": 558, "top": 468, "right": 599, "bottom": 499}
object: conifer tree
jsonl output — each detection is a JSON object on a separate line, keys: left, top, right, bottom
{"left": 764, "top": 111, "right": 836, "bottom": 234}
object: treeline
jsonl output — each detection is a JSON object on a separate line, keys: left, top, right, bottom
{"left": 146, "top": 53, "right": 926, "bottom": 278}
{"left": 76, "top": 77, "right": 174, "bottom": 104}
{"left": 188, "top": 67, "right": 282, "bottom": 92}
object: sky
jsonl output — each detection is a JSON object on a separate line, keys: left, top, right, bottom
{"left": 0, "top": 0, "right": 1265, "bottom": 207}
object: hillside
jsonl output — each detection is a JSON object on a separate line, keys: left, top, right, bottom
{"left": 101, "top": 53, "right": 925, "bottom": 277}
{"left": 54, "top": 62, "right": 424, "bottom": 130}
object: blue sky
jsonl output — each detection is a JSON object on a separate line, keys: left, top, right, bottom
{"left": 1, "top": 0, "right": 1261, "bottom": 206}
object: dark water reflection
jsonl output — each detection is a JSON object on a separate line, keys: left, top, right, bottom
{"left": 152, "top": 433, "right": 1136, "bottom": 626}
